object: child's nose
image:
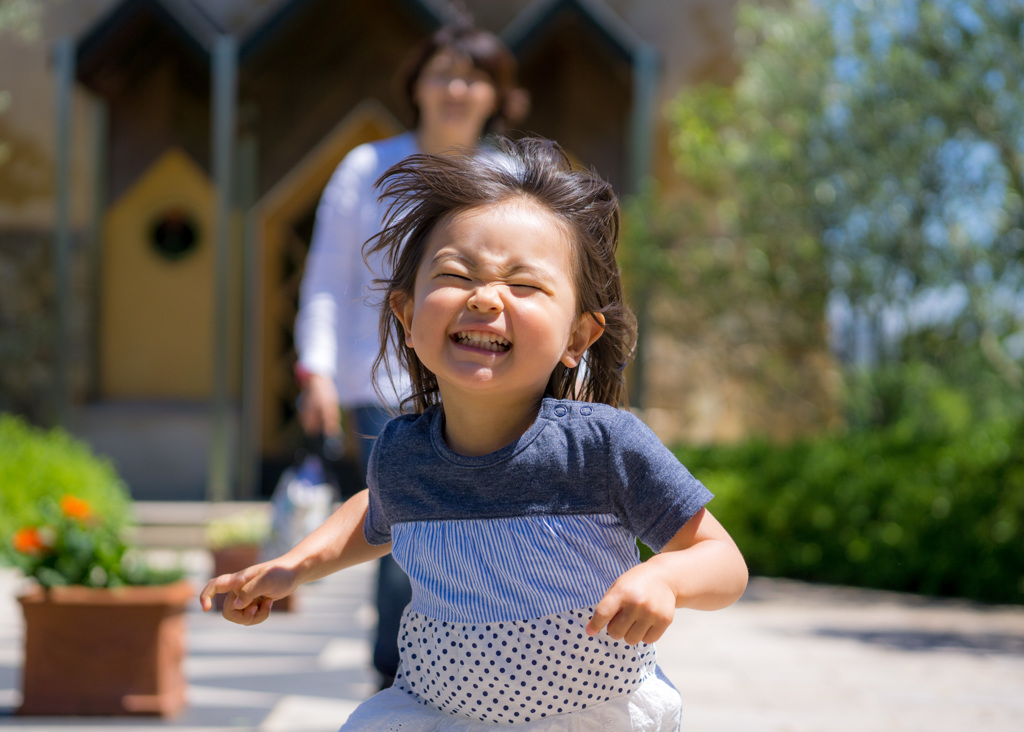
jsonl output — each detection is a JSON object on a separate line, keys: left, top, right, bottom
{"left": 467, "top": 283, "right": 502, "bottom": 312}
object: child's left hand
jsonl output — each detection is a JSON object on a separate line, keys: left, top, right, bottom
{"left": 586, "top": 561, "right": 677, "bottom": 645}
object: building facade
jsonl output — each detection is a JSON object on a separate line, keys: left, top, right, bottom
{"left": 2, "top": 0, "right": 831, "bottom": 501}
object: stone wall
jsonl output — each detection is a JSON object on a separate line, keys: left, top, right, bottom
{"left": 639, "top": 291, "right": 843, "bottom": 448}
{"left": 0, "top": 229, "right": 94, "bottom": 424}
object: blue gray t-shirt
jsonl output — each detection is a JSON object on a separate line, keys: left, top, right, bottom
{"left": 365, "top": 397, "right": 713, "bottom": 624}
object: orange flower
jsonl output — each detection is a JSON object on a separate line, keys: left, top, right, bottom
{"left": 60, "top": 495, "right": 93, "bottom": 521}
{"left": 12, "top": 527, "right": 48, "bottom": 555}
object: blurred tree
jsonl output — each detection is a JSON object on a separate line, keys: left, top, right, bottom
{"left": 817, "top": 0, "right": 1024, "bottom": 387}
{"left": 0, "top": 0, "right": 54, "bottom": 204}
{"left": 633, "top": 0, "right": 837, "bottom": 438}
{"left": 668, "top": 0, "right": 833, "bottom": 351}
{"left": 668, "top": 0, "right": 1024, "bottom": 426}
{"left": 0, "top": 0, "right": 47, "bottom": 40}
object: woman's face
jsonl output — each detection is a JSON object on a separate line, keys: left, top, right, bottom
{"left": 414, "top": 49, "right": 498, "bottom": 139}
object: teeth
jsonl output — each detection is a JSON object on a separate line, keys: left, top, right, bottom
{"left": 454, "top": 331, "right": 511, "bottom": 352}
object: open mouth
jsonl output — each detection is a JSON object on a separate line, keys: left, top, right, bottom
{"left": 452, "top": 330, "right": 511, "bottom": 353}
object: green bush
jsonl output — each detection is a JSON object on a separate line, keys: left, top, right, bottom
{"left": 0, "top": 413, "right": 135, "bottom": 540}
{"left": 675, "top": 416, "right": 1024, "bottom": 605}
{"left": 0, "top": 413, "right": 188, "bottom": 586}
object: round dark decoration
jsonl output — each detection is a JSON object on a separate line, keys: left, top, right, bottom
{"left": 150, "top": 209, "right": 200, "bottom": 260}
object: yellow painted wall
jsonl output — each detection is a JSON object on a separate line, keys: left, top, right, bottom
{"left": 100, "top": 148, "right": 240, "bottom": 399}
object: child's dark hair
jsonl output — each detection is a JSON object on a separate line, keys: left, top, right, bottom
{"left": 367, "top": 136, "right": 638, "bottom": 412}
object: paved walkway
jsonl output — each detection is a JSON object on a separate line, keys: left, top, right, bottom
{"left": 2, "top": 553, "right": 1023, "bottom": 731}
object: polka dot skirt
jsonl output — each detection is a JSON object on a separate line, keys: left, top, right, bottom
{"left": 392, "top": 606, "right": 658, "bottom": 725}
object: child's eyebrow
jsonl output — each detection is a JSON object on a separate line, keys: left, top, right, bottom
{"left": 429, "top": 251, "right": 472, "bottom": 268}
{"left": 502, "top": 264, "right": 552, "bottom": 282}
{"left": 430, "top": 252, "right": 553, "bottom": 282}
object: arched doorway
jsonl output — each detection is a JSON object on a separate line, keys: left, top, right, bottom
{"left": 253, "top": 100, "right": 403, "bottom": 491}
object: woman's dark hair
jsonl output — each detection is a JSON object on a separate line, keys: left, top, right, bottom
{"left": 366, "top": 136, "right": 638, "bottom": 412}
{"left": 398, "top": 18, "right": 525, "bottom": 134}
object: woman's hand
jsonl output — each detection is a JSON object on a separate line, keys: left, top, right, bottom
{"left": 199, "top": 561, "right": 300, "bottom": 626}
{"left": 298, "top": 372, "right": 341, "bottom": 437}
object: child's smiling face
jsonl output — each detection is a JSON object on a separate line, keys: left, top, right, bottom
{"left": 393, "top": 198, "right": 603, "bottom": 406}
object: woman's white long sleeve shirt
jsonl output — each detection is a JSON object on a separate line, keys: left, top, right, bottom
{"left": 294, "top": 132, "right": 417, "bottom": 408}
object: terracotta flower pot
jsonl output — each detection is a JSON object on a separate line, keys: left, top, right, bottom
{"left": 210, "top": 544, "right": 295, "bottom": 611}
{"left": 17, "top": 580, "right": 193, "bottom": 717}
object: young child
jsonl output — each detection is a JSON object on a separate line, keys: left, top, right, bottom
{"left": 201, "top": 137, "right": 748, "bottom": 730}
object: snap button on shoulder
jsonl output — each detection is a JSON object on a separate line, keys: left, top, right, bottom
{"left": 553, "top": 405, "right": 569, "bottom": 417}
{"left": 580, "top": 406, "right": 593, "bottom": 416}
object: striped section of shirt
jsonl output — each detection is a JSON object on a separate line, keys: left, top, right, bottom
{"left": 390, "top": 514, "right": 641, "bottom": 624}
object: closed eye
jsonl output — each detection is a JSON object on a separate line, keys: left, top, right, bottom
{"left": 437, "top": 272, "right": 471, "bottom": 282}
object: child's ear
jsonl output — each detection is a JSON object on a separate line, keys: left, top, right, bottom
{"left": 560, "top": 311, "right": 605, "bottom": 368}
{"left": 390, "top": 292, "right": 415, "bottom": 348}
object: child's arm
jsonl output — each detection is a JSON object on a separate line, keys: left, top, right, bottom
{"left": 198, "top": 489, "right": 390, "bottom": 625}
{"left": 586, "top": 507, "right": 748, "bottom": 645}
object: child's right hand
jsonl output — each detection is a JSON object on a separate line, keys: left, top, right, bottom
{"left": 199, "top": 562, "right": 299, "bottom": 626}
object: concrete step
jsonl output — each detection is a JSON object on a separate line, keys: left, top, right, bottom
{"left": 129, "top": 501, "right": 270, "bottom": 549}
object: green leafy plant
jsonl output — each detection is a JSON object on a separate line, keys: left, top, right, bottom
{"left": 1, "top": 413, "right": 181, "bottom": 587}
{"left": 670, "top": 0, "right": 1024, "bottom": 387}
{"left": 205, "top": 508, "right": 270, "bottom": 551}
{"left": 7, "top": 494, "right": 178, "bottom": 587}
{"left": 675, "top": 410, "right": 1024, "bottom": 605}
{"left": 0, "top": 413, "right": 134, "bottom": 537}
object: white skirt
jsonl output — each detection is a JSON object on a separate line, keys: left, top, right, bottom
{"left": 337, "top": 666, "right": 681, "bottom": 731}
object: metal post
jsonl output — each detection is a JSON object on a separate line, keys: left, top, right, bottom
{"left": 208, "top": 35, "right": 237, "bottom": 502}
{"left": 626, "top": 42, "right": 659, "bottom": 408}
{"left": 52, "top": 38, "right": 75, "bottom": 426}
{"left": 627, "top": 42, "right": 658, "bottom": 196}
{"left": 237, "top": 133, "right": 260, "bottom": 499}
{"left": 87, "top": 98, "right": 108, "bottom": 398}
